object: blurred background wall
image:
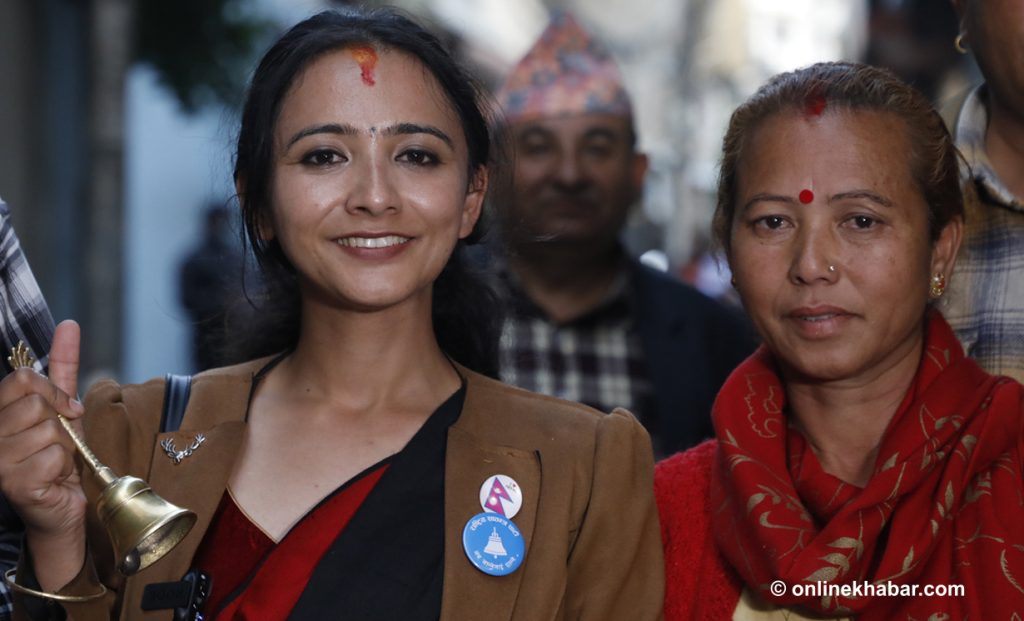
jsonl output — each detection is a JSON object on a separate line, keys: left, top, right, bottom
{"left": 0, "top": 0, "right": 975, "bottom": 385}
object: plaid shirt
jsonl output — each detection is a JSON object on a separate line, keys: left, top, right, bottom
{"left": 0, "top": 199, "right": 55, "bottom": 375}
{"left": 941, "top": 87, "right": 1024, "bottom": 383}
{"left": 0, "top": 197, "right": 56, "bottom": 619}
{"left": 496, "top": 266, "right": 655, "bottom": 431}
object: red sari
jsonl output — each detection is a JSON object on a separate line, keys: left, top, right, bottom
{"left": 705, "top": 311, "right": 1024, "bottom": 619}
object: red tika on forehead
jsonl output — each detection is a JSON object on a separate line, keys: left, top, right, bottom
{"left": 799, "top": 189, "right": 814, "bottom": 204}
{"left": 805, "top": 88, "right": 826, "bottom": 117}
{"left": 350, "top": 46, "right": 378, "bottom": 86}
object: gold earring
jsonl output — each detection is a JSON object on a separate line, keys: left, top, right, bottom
{"left": 930, "top": 273, "right": 946, "bottom": 298}
{"left": 954, "top": 33, "right": 968, "bottom": 54}
{"left": 730, "top": 276, "right": 737, "bottom": 287}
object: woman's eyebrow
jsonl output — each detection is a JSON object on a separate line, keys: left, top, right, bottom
{"left": 381, "top": 123, "right": 454, "bottom": 150}
{"left": 740, "top": 193, "right": 795, "bottom": 213}
{"left": 829, "top": 190, "right": 894, "bottom": 208}
{"left": 285, "top": 123, "right": 358, "bottom": 149}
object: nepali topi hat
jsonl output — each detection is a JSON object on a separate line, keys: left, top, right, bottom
{"left": 496, "top": 11, "right": 633, "bottom": 123}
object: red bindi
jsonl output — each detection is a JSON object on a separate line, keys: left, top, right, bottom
{"left": 799, "top": 189, "right": 814, "bottom": 204}
{"left": 350, "top": 46, "right": 378, "bottom": 86}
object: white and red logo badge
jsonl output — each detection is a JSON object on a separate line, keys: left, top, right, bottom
{"left": 478, "top": 474, "right": 523, "bottom": 519}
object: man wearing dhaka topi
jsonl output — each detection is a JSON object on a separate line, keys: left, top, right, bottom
{"left": 491, "top": 12, "right": 755, "bottom": 456}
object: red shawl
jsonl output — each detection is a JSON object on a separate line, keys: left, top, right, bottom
{"left": 711, "top": 311, "right": 1024, "bottom": 619}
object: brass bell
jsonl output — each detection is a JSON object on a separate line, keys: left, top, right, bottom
{"left": 8, "top": 343, "right": 196, "bottom": 575}
{"left": 93, "top": 467, "right": 196, "bottom": 575}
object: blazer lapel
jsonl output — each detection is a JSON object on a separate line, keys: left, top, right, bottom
{"left": 440, "top": 425, "right": 541, "bottom": 621}
{"left": 114, "top": 420, "right": 247, "bottom": 616}
{"left": 116, "top": 366, "right": 257, "bottom": 617}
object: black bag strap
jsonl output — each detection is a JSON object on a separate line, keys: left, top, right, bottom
{"left": 161, "top": 374, "right": 193, "bottom": 433}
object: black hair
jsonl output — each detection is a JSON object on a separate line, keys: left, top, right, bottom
{"left": 227, "top": 7, "right": 501, "bottom": 376}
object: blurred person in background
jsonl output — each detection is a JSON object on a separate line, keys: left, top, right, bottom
{"left": 864, "top": 0, "right": 963, "bottom": 102}
{"left": 178, "top": 204, "right": 245, "bottom": 371}
{"left": 656, "top": 62, "right": 1023, "bottom": 620}
{"left": 940, "top": 0, "right": 1024, "bottom": 382}
{"left": 0, "top": 8, "right": 663, "bottom": 620}
{"left": 492, "top": 12, "right": 756, "bottom": 457}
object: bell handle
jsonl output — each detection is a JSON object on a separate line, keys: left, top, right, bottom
{"left": 54, "top": 413, "right": 116, "bottom": 487}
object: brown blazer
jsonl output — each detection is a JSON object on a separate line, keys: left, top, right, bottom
{"left": 20, "top": 358, "right": 664, "bottom": 620}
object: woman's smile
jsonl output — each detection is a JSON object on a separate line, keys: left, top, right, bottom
{"left": 335, "top": 234, "right": 414, "bottom": 260}
{"left": 336, "top": 235, "right": 412, "bottom": 249}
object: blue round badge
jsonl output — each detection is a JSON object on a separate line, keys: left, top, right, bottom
{"left": 462, "top": 512, "right": 525, "bottom": 576}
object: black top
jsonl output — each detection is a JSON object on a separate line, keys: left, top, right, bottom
{"left": 288, "top": 384, "right": 464, "bottom": 620}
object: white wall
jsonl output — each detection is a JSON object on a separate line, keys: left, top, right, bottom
{"left": 122, "top": 66, "right": 236, "bottom": 383}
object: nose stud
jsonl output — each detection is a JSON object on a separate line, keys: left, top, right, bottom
{"left": 828, "top": 265, "right": 836, "bottom": 273}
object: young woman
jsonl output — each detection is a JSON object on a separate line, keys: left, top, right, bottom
{"left": 656, "top": 61, "right": 1024, "bottom": 620}
{"left": 0, "top": 9, "right": 663, "bottom": 620}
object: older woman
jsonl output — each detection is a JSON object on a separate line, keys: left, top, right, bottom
{"left": 656, "top": 62, "right": 1024, "bottom": 620}
{"left": 0, "top": 8, "right": 662, "bottom": 620}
